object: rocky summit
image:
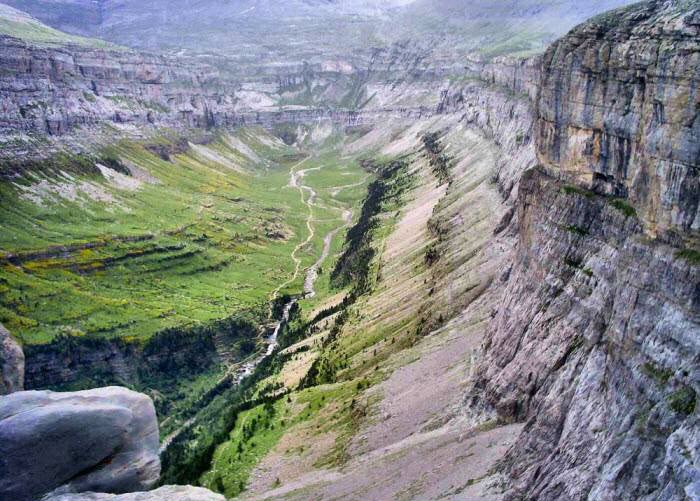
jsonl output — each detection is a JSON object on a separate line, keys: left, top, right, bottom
{"left": 0, "top": 0, "right": 697, "bottom": 500}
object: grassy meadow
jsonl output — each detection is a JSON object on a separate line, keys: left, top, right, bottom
{"left": 0, "top": 126, "right": 370, "bottom": 345}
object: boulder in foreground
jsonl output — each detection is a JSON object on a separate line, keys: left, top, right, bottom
{"left": 0, "top": 386, "right": 160, "bottom": 501}
{"left": 44, "top": 485, "right": 226, "bottom": 501}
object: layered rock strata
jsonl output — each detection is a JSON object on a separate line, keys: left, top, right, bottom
{"left": 536, "top": 0, "right": 700, "bottom": 235}
{"left": 0, "top": 34, "right": 236, "bottom": 136}
{"left": 471, "top": 2, "right": 700, "bottom": 500}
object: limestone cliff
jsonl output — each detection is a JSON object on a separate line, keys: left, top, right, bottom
{"left": 0, "top": 30, "right": 436, "bottom": 158}
{"left": 472, "top": 2, "right": 700, "bottom": 500}
{"left": 536, "top": 0, "right": 700, "bottom": 235}
{"left": 0, "top": 34, "right": 237, "bottom": 137}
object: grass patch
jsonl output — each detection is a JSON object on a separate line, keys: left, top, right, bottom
{"left": 0, "top": 10, "right": 119, "bottom": 48}
{"left": 0, "top": 128, "right": 368, "bottom": 344}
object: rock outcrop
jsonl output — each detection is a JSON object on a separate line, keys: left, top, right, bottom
{"left": 0, "top": 387, "right": 160, "bottom": 501}
{"left": 536, "top": 0, "right": 700, "bottom": 235}
{"left": 0, "top": 34, "right": 238, "bottom": 136}
{"left": 471, "top": 1, "right": 700, "bottom": 500}
{"left": 45, "top": 485, "right": 226, "bottom": 501}
{"left": 0, "top": 323, "right": 24, "bottom": 394}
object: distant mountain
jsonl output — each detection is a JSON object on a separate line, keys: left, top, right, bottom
{"left": 1, "top": 0, "right": 637, "bottom": 62}
{"left": 0, "top": 3, "right": 113, "bottom": 46}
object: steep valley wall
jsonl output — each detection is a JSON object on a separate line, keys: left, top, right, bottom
{"left": 0, "top": 21, "right": 517, "bottom": 161}
{"left": 0, "top": 1, "right": 698, "bottom": 499}
{"left": 471, "top": 2, "right": 700, "bottom": 499}
{"left": 0, "top": 33, "right": 451, "bottom": 154}
{"left": 0, "top": 35, "right": 238, "bottom": 136}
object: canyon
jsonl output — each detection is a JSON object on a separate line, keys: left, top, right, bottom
{"left": 0, "top": 0, "right": 698, "bottom": 500}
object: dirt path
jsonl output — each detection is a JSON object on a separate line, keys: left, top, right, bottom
{"left": 161, "top": 156, "right": 364, "bottom": 456}
{"left": 329, "top": 174, "right": 371, "bottom": 197}
{"left": 273, "top": 157, "right": 360, "bottom": 301}
{"left": 304, "top": 208, "right": 352, "bottom": 298}
{"left": 159, "top": 417, "right": 195, "bottom": 454}
{"left": 269, "top": 157, "right": 315, "bottom": 302}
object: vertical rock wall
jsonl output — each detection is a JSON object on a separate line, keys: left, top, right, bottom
{"left": 536, "top": 0, "right": 700, "bottom": 235}
{"left": 471, "top": 2, "right": 700, "bottom": 500}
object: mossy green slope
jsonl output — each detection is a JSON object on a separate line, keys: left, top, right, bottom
{"left": 0, "top": 127, "right": 368, "bottom": 345}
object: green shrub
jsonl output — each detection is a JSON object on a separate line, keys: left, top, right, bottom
{"left": 668, "top": 386, "right": 696, "bottom": 416}
{"left": 422, "top": 132, "right": 451, "bottom": 184}
{"left": 425, "top": 243, "right": 440, "bottom": 266}
{"left": 676, "top": 248, "right": 700, "bottom": 266}
{"left": 564, "top": 257, "right": 583, "bottom": 269}
{"left": 642, "top": 362, "right": 673, "bottom": 385}
{"left": 562, "top": 185, "right": 594, "bottom": 198}
{"left": 610, "top": 199, "right": 636, "bottom": 218}
{"left": 565, "top": 225, "right": 589, "bottom": 237}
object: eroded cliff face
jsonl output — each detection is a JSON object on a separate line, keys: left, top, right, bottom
{"left": 0, "top": 35, "right": 237, "bottom": 136}
{"left": 476, "top": 167, "right": 699, "bottom": 500}
{"left": 536, "top": 0, "right": 700, "bottom": 235}
{"left": 472, "top": 2, "right": 700, "bottom": 500}
{"left": 0, "top": 33, "right": 447, "bottom": 160}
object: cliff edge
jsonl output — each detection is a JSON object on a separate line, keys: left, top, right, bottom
{"left": 472, "top": 1, "right": 700, "bottom": 500}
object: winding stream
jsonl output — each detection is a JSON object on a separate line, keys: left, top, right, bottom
{"left": 160, "top": 155, "right": 359, "bottom": 454}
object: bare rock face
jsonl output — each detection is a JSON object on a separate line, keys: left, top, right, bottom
{"left": 44, "top": 485, "right": 226, "bottom": 501}
{"left": 474, "top": 168, "right": 699, "bottom": 500}
{"left": 0, "top": 34, "right": 238, "bottom": 136}
{"left": 536, "top": 0, "right": 700, "bottom": 235}
{"left": 470, "top": 1, "right": 700, "bottom": 500}
{"left": 0, "top": 323, "right": 24, "bottom": 394}
{"left": 0, "top": 386, "right": 160, "bottom": 501}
